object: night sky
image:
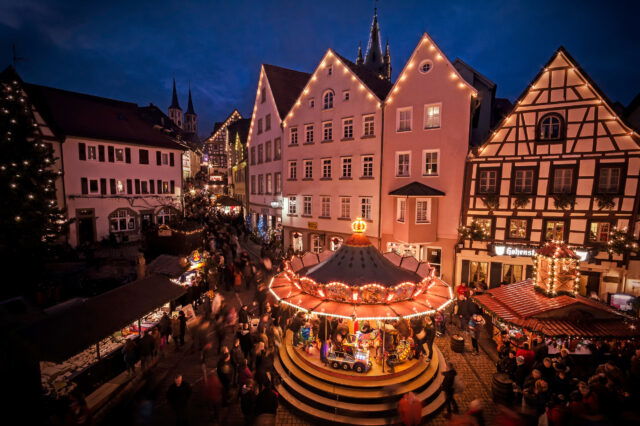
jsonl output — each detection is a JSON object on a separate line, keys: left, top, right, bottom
{"left": 1, "top": 0, "right": 638, "bottom": 138}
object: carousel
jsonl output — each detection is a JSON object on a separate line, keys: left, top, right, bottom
{"left": 269, "top": 219, "right": 454, "bottom": 425}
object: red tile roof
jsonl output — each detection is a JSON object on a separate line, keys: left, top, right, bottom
{"left": 473, "top": 280, "right": 639, "bottom": 338}
{"left": 263, "top": 64, "right": 310, "bottom": 120}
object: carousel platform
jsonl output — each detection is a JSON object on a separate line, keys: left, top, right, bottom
{"left": 275, "top": 330, "right": 446, "bottom": 425}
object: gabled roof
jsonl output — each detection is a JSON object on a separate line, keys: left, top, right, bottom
{"left": 228, "top": 118, "right": 251, "bottom": 145}
{"left": 263, "top": 64, "right": 311, "bottom": 120}
{"left": 23, "top": 82, "right": 186, "bottom": 150}
{"left": 453, "top": 58, "right": 496, "bottom": 90}
{"left": 208, "top": 109, "right": 242, "bottom": 140}
{"left": 389, "top": 181, "right": 445, "bottom": 197}
{"left": 333, "top": 51, "right": 393, "bottom": 100}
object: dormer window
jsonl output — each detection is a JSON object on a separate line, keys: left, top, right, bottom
{"left": 323, "top": 90, "right": 334, "bottom": 110}
{"left": 538, "top": 113, "right": 564, "bottom": 140}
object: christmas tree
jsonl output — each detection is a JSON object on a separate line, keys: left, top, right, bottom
{"left": 0, "top": 67, "right": 68, "bottom": 296}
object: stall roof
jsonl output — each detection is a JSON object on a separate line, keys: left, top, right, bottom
{"left": 147, "top": 254, "right": 186, "bottom": 278}
{"left": 28, "top": 275, "right": 186, "bottom": 363}
{"left": 215, "top": 195, "right": 242, "bottom": 206}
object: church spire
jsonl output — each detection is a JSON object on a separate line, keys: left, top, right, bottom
{"left": 356, "top": 41, "right": 364, "bottom": 65}
{"left": 169, "top": 78, "right": 181, "bottom": 110}
{"left": 183, "top": 82, "right": 197, "bottom": 134}
{"left": 186, "top": 84, "right": 196, "bottom": 115}
{"left": 364, "top": 7, "right": 384, "bottom": 70}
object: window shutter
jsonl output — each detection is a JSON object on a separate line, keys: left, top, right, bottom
{"left": 460, "top": 260, "right": 470, "bottom": 285}
{"left": 108, "top": 146, "right": 115, "bottom": 162}
{"left": 156, "top": 151, "right": 162, "bottom": 165}
{"left": 169, "top": 153, "right": 175, "bottom": 166}
{"left": 489, "top": 262, "right": 502, "bottom": 289}
{"left": 79, "top": 143, "right": 86, "bottom": 160}
{"left": 81, "top": 177, "right": 88, "bottom": 194}
{"left": 125, "top": 147, "right": 131, "bottom": 163}
{"left": 135, "top": 179, "right": 141, "bottom": 194}
{"left": 98, "top": 145, "right": 105, "bottom": 162}
{"left": 110, "top": 179, "right": 116, "bottom": 194}
{"left": 157, "top": 179, "right": 162, "bottom": 194}
{"left": 127, "top": 179, "right": 133, "bottom": 194}
{"left": 100, "top": 178, "right": 107, "bottom": 195}
{"left": 170, "top": 180, "right": 175, "bottom": 194}
{"left": 149, "top": 180, "right": 155, "bottom": 194}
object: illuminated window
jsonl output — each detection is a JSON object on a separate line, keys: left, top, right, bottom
{"left": 501, "top": 264, "right": 523, "bottom": 284}
{"left": 288, "top": 196, "right": 297, "bottom": 215}
{"left": 156, "top": 207, "right": 176, "bottom": 225}
{"left": 330, "top": 236, "right": 343, "bottom": 251}
{"left": 115, "top": 148, "right": 125, "bottom": 162}
{"left": 508, "top": 218, "right": 528, "bottom": 239}
{"left": 544, "top": 220, "right": 565, "bottom": 241}
{"left": 311, "top": 233, "right": 323, "bottom": 253}
{"left": 424, "top": 104, "right": 441, "bottom": 129}
{"left": 422, "top": 150, "right": 438, "bottom": 176}
{"left": 110, "top": 208, "right": 136, "bottom": 232}
{"left": 589, "top": 222, "right": 611, "bottom": 243}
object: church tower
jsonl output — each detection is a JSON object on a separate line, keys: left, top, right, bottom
{"left": 168, "top": 78, "right": 183, "bottom": 129}
{"left": 360, "top": 7, "right": 391, "bottom": 81}
{"left": 184, "top": 85, "right": 197, "bottom": 134}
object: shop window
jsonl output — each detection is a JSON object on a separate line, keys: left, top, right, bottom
{"left": 508, "top": 218, "right": 528, "bottom": 239}
{"left": 469, "top": 261, "right": 488, "bottom": 285}
{"left": 501, "top": 264, "right": 523, "bottom": 284}
{"left": 544, "top": 220, "right": 565, "bottom": 241}
{"left": 110, "top": 208, "right": 136, "bottom": 232}
{"left": 588, "top": 222, "right": 611, "bottom": 243}
{"left": 310, "top": 234, "right": 323, "bottom": 253}
{"left": 330, "top": 236, "right": 343, "bottom": 251}
{"left": 157, "top": 207, "right": 177, "bottom": 225}
{"left": 425, "top": 247, "right": 441, "bottom": 277}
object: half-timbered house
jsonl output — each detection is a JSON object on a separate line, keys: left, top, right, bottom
{"left": 457, "top": 47, "right": 640, "bottom": 298}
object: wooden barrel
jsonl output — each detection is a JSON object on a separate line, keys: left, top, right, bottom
{"left": 492, "top": 373, "right": 514, "bottom": 406}
{"left": 450, "top": 334, "right": 465, "bottom": 353}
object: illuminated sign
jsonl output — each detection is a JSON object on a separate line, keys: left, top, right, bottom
{"left": 493, "top": 245, "right": 535, "bottom": 257}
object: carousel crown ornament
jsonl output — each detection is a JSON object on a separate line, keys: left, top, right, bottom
{"left": 269, "top": 219, "right": 454, "bottom": 320}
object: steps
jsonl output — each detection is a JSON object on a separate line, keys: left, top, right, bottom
{"left": 275, "top": 331, "right": 446, "bottom": 425}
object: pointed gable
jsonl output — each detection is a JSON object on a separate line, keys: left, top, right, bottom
{"left": 476, "top": 47, "right": 640, "bottom": 158}
{"left": 263, "top": 64, "right": 310, "bottom": 120}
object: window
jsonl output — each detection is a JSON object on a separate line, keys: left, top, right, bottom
{"left": 322, "top": 121, "right": 333, "bottom": 141}
{"left": 597, "top": 166, "right": 622, "bottom": 194}
{"left": 477, "top": 169, "right": 499, "bottom": 194}
{"left": 323, "top": 90, "right": 334, "bottom": 110}
{"left": 538, "top": 113, "right": 563, "bottom": 140}
{"left": 474, "top": 217, "right": 493, "bottom": 238}
{"left": 327, "top": 64, "right": 333, "bottom": 75}
{"left": 341, "top": 157, "right": 352, "bottom": 178}
{"left": 362, "top": 155, "right": 374, "bottom": 177}
{"left": 340, "top": 197, "right": 351, "bottom": 219}
{"left": 288, "top": 196, "right": 297, "bottom": 215}
{"left": 265, "top": 141, "right": 272, "bottom": 162}
{"left": 257, "top": 145, "right": 263, "bottom": 164}
{"left": 304, "top": 160, "right": 313, "bottom": 179}
{"left": 288, "top": 161, "right": 297, "bottom": 180}
{"left": 139, "top": 149, "right": 149, "bottom": 164}
{"left": 363, "top": 115, "right": 375, "bottom": 137}
{"left": 266, "top": 174, "right": 273, "bottom": 194}
{"left": 311, "top": 234, "right": 323, "bottom": 253}
{"left": 360, "top": 197, "right": 372, "bottom": 220}
{"left": 419, "top": 60, "right": 433, "bottom": 74}
{"left": 110, "top": 209, "right": 136, "bottom": 232}
{"left": 502, "top": 264, "right": 523, "bottom": 284}
{"left": 508, "top": 218, "right": 528, "bottom": 239}
{"left": 303, "top": 196, "right": 312, "bottom": 216}
{"left": 422, "top": 150, "right": 438, "bottom": 176}
{"left": 87, "top": 145, "right": 97, "bottom": 161}
{"left": 250, "top": 147, "right": 256, "bottom": 165}
{"left": 258, "top": 175, "right": 264, "bottom": 194}
{"left": 308, "top": 98, "right": 315, "bottom": 108}
{"left": 552, "top": 167, "right": 574, "bottom": 194}
{"left": 397, "top": 198, "right": 406, "bottom": 222}
{"left": 115, "top": 148, "right": 125, "bottom": 162}
{"left": 260, "top": 88, "right": 266, "bottom": 103}
{"left": 116, "top": 180, "right": 125, "bottom": 194}
{"left": 88, "top": 178, "right": 99, "bottom": 194}
{"left": 330, "top": 236, "right": 343, "bottom": 251}
{"left": 544, "top": 220, "right": 565, "bottom": 241}
{"left": 416, "top": 199, "right": 431, "bottom": 223}
{"left": 265, "top": 114, "right": 271, "bottom": 131}
{"left": 141, "top": 181, "right": 148, "bottom": 194}
{"left": 274, "top": 172, "right": 282, "bottom": 194}
{"left": 513, "top": 168, "right": 535, "bottom": 194}
{"left": 589, "top": 222, "right": 611, "bottom": 243}
{"left": 321, "top": 196, "right": 331, "bottom": 217}
{"left": 290, "top": 127, "right": 298, "bottom": 145}
{"left": 305, "top": 124, "right": 314, "bottom": 143}
{"left": 161, "top": 153, "right": 169, "bottom": 165}
{"left": 257, "top": 118, "right": 263, "bottom": 134}
{"left": 292, "top": 231, "right": 303, "bottom": 251}
{"left": 424, "top": 104, "right": 441, "bottom": 129}
{"left": 396, "top": 152, "right": 411, "bottom": 177}
{"left": 322, "top": 159, "right": 332, "bottom": 179}
{"left": 342, "top": 118, "right": 353, "bottom": 139}
{"left": 162, "top": 181, "right": 170, "bottom": 194}
{"left": 343, "top": 90, "right": 350, "bottom": 101}
{"left": 397, "top": 107, "right": 412, "bottom": 132}
{"left": 425, "top": 248, "right": 441, "bottom": 277}
{"left": 274, "top": 137, "right": 281, "bottom": 160}
{"left": 156, "top": 207, "right": 176, "bottom": 226}
{"left": 250, "top": 176, "right": 256, "bottom": 194}
{"left": 468, "top": 261, "right": 488, "bottom": 284}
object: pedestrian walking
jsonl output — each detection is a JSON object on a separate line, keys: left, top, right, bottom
{"left": 122, "top": 339, "right": 137, "bottom": 375}
{"left": 166, "top": 374, "right": 192, "bottom": 426}
{"left": 424, "top": 317, "right": 436, "bottom": 362}
{"left": 178, "top": 311, "right": 187, "bottom": 347}
{"left": 441, "top": 363, "right": 460, "bottom": 418}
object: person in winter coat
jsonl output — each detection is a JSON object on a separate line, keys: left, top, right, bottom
{"left": 178, "top": 311, "right": 187, "bottom": 347}
{"left": 123, "top": 339, "right": 137, "bottom": 375}
{"left": 468, "top": 314, "right": 485, "bottom": 355}
{"left": 159, "top": 313, "right": 172, "bottom": 345}
{"left": 240, "top": 380, "right": 258, "bottom": 426}
{"left": 166, "top": 375, "right": 192, "bottom": 426}
{"left": 441, "top": 363, "right": 459, "bottom": 417}
{"left": 204, "top": 370, "right": 223, "bottom": 422}
{"left": 231, "top": 338, "right": 245, "bottom": 385}
{"left": 424, "top": 318, "right": 436, "bottom": 362}
{"left": 497, "top": 351, "right": 517, "bottom": 379}
{"left": 398, "top": 392, "right": 422, "bottom": 426}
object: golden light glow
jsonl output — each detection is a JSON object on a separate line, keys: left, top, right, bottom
{"left": 352, "top": 217, "right": 367, "bottom": 233}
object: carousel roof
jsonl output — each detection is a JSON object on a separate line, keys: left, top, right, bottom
{"left": 473, "top": 280, "right": 639, "bottom": 338}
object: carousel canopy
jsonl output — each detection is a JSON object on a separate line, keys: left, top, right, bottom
{"left": 473, "top": 280, "right": 639, "bottom": 339}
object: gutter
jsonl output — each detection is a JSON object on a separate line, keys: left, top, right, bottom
{"left": 377, "top": 103, "right": 385, "bottom": 250}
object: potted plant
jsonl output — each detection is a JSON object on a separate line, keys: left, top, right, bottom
{"left": 552, "top": 193, "right": 576, "bottom": 210}
{"left": 595, "top": 193, "right": 615, "bottom": 210}
{"left": 481, "top": 193, "right": 500, "bottom": 211}
{"left": 513, "top": 193, "right": 532, "bottom": 209}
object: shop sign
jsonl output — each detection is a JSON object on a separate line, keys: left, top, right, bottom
{"left": 493, "top": 245, "right": 536, "bottom": 257}
{"left": 308, "top": 222, "right": 318, "bottom": 230}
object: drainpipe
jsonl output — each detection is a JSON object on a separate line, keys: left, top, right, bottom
{"left": 377, "top": 103, "right": 385, "bottom": 250}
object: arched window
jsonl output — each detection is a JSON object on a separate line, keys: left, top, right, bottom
{"left": 322, "top": 90, "right": 334, "bottom": 110}
{"left": 157, "top": 207, "right": 178, "bottom": 225}
{"left": 538, "top": 113, "right": 564, "bottom": 140}
{"left": 109, "top": 208, "right": 136, "bottom": 232}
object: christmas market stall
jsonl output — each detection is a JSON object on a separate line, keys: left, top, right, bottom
{"left": 212, "top": 195, "right": 242, "bottom": 216}
{"left": 473, "top": 242, "right": 640, "bottom": 355}
{"left": 29, "top": 275, "right": 185, "bottom": 401}
{"left": 268, "top": 219, "right": 455, "bottom": 424}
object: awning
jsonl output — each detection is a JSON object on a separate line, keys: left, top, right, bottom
{"left": 27, "top": 275, "right": 186, "bottom": 363}
{"left": 215, "top": 195, "right": 242, "bottom": 206}
{"left": 147, "top": 254, "right": 186, "bottom": 278}
{"left": 388, "top": 181, "right": 445, "bottom": 197}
